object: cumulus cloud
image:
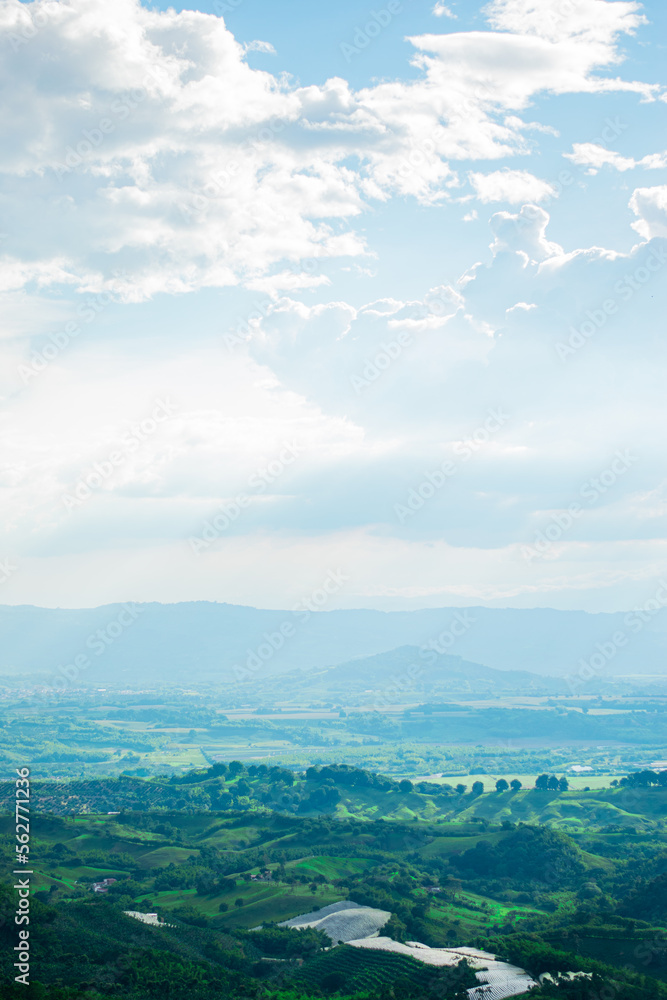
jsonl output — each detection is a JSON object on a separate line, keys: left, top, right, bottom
{"left": 630, "top": 186, "right": 667, "bottom": 238}
{"left": 470, "top": 169, "right": 558, "bottom": 203}
{"left": 0, "top": 0, "right": 657, "bottom": 301}
{"left": 488, "top": 204, "right": 563, "bottom": 260}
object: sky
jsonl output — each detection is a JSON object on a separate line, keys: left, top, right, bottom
{"left": 0, "top": 0, "right": 666, "bottom": 612}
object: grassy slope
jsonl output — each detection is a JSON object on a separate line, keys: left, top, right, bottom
{"left": 11, "top": 811, "right": 586, "bottom": 938}
{"left": 4, "top": 785, "right": 666, "bottom": 947}
{"left": 329, "top": 785, "right": 667, "bottom": 831}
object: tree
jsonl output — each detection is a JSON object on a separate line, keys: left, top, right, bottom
{"left": 471, "top": 781, "right": 484, "bottom": 796}
{"left": 309, "top": 882, "right": 318, "bottom": 894}
{"left": 384, "top": 913, "right": 407, "bottom": 942}
{"left": 399, "top": 779, "right": 413, "bottom": 793}
{"left": 510, "top": 779, "right": 522, "bottom": 791}
{"left": 456, "top": 784, "right": 467, "bottom": 795}
{"left": 229, "top": 760, "right": 245, "bottom": 776}
{"left": 196, "top": 873, "right": 216, "bottom": 895}
{"left": 629, "top": 769, "right": 659, "bottom": 786}
{"left": 558, "top": 777, "right": 569, "bottom": 791}
{"left": 495, "top": 778, "right": 509, "bottom": 792}
{"left": 535, "top": 773, "right": 549, "bottom": 790}
{"left": 214, "top": 791, "right": 233, "bottom": 810}
{"left": 218, "top": 902, "right": 229, "bottom": 912}
{"left": 547, "top": 774, "right": 560, "bottom": 791}
{"left": 234, "top": 898, "right": 244, "bottom": 908}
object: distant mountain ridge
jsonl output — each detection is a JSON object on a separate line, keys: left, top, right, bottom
{"left": 0, "top": 601, "right": 665, "bottom": 687}
{"left": 313, "top": 645, "right": 569, "bottom": 697}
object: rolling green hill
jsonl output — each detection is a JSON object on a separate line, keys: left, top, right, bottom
{"left": 1, "top": 761, "right": 666, "bottom": 1000}
{"left": 2, "top": 762, "right": 664, "bottom": 834}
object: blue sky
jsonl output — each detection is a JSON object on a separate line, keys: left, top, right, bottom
{"left": 1, "top": 0, "right": 666, "bottom": 612}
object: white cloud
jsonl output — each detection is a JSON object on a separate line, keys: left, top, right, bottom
{"left": 488, "top": 204, "right": 563, "bottom": 260}
{"left": 408, "top": 28, "right": 656, "bottom": 117}
{"left": 244, "top": 40, "right": 277, "bottom": 54}
{"left": 244, "top": 270, "right": 332, "bottom": 297}
{"left": 483, "top": 0, "right": 645, "bottom": 46}
{"left": 630, "top": 186, "right": 667, "bottom": 239}
{"left": 470, "top": 169, "right": 558, "bottom": 203}
{"left": 565, "top": 143, "right": 667, "bottom": 173}
{"left": 433, "top": 3, "right": 457, "bottom": 17}
{"left": 0, "top": 0, "right": 658, "bottom": 302}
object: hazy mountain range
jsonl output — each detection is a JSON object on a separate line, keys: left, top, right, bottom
{"left": 0, "top": 601, "right": 665, "bottom": 688}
